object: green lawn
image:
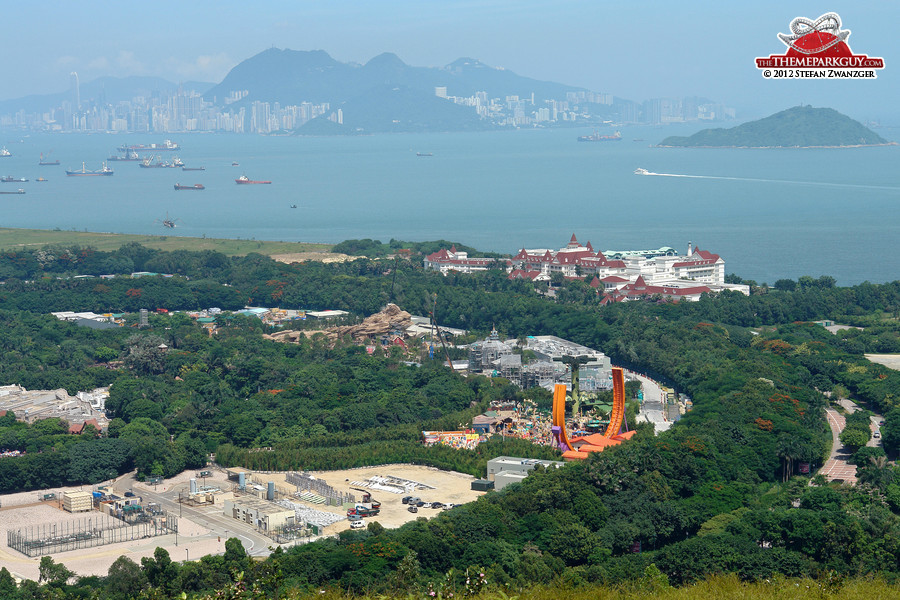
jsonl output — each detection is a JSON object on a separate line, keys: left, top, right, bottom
{"left": 0, "top": 227, "right": 332, "bottom": 256}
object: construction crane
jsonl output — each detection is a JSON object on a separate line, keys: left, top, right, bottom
{"left": 430, "top": 293, "right": 453, "bottom": 369}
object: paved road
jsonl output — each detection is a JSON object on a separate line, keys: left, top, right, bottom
{"left": 819, "top": 400, "right": 883, "bottom": 484}
{"left": 630, "top": 371, "right": 672, "bottom": 434}
{"left": 115, "top": 473, "right": 273, "bottom": 557}
{"left": 820, "top": 408, "right": 857, "bottom": 484}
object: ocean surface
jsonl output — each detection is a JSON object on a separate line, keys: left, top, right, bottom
{"left": 1, "top": 126, "right": 898, "bottom": 285}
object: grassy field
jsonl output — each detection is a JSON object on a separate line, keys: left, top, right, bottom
{"left": 0, "top": 227, "right": 332, "bottom": 256}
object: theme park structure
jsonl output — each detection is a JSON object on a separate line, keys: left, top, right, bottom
{"left": 552, "top": 366, "right": 634, "bottom": 460}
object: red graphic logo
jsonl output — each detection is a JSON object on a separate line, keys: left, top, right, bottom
{"left": 756, "top": 13, "right": 884, "bottom": 79}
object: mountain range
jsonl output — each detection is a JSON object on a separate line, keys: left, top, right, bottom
{"left": 1, "top": 48, "right": 584, "bottom": 134}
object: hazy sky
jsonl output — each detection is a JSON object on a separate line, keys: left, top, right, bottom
{"left": 5, "top": 0, "right": 898, "bottom": 121}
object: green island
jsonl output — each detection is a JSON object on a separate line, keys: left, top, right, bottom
{"left": 2, "top": 238, "right": 900, "bottom": 598}
{"left": 658, "top": 105, "right": 892, "bottom": 148}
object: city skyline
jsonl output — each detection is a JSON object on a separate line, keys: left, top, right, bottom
{"left": 3, "top": 1, "right": 898, "bottom": 123}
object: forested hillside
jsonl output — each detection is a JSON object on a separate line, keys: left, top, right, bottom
{"left": 3, "top": 243, "right": 900, "bottom": 597}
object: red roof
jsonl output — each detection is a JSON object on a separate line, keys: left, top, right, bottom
{"left": 508, "top": 269, "right": 542, "bottom": 280}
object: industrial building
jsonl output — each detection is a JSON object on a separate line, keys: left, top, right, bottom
{"left": 224, "top": 496, "right": 295, "bottom": 531}
{"left": 486, "top": 456, "right": 565, "bottom": 491}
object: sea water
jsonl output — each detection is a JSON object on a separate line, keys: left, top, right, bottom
{"left": 1, "top": 126, "right": 898, "bottom": 285}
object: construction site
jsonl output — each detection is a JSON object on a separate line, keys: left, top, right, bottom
{"left": 6, "top": 490, "right": 177, "bottom": 557}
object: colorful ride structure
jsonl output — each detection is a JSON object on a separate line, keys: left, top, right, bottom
{"left": 552, "top": 366, "right": 635, "bottom": 460}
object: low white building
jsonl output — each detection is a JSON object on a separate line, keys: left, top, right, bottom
{"left": 424, "top": 246, "right": 498, "bottom": 274}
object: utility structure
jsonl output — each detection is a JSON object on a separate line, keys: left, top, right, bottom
{"left": 553, "top": 354, "right": 591, "bottom": 416}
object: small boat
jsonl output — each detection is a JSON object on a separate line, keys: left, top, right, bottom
{"left": 290, "top": 204, "right": 297, "bottom": 208}
{"left": 174, "top": 183, "right": 205, "bottom": 191}
{"left": 66, "top": 162, "right": 114, "bottom": 176}
{"left": 0, "top": 176, "right": 28, "bottom": 183}
{"left": 0, "top": 147, "right": 11, "bottom": 157}
{"left": 235, "top": 174, "right": 271, "bottom": 184}
{"left": 416, "top": 152, "right": 433, "bottom": 157}
{"left": 0, "top": 188, "right": 25, "bottom": 195}
{"left": 634, "top": 168, "right": 650, "bottom": 175}
{"left": 231, "top": 161, "right": 239, "bottom": 166}
{"left": 182, "top": 166, "right": 205, "bottom": 171}
{"left": 36, "top": 177, "right": 47, "bottom": 182}
{"left": 157, "top": 213, "right": 179, "bottom": 228}
{"left": 172, "top": 156, "right": 185, "bottom": 168}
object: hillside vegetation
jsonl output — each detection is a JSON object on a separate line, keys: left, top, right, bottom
{"left": 659, "top": 106, "right": 890, "bottom": 148}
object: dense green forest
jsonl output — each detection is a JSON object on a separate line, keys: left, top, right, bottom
{"left": 4, "top": 242, "right": 900, "bottom": 597}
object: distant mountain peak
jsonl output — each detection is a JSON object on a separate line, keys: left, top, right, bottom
{"left": 447, "top": 57, "right": 488, "bottom": 69}
{"left": 365, "top": 52, "right": 407, "bottom": 68}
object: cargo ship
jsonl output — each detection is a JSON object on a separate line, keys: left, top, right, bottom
{"left": 0, "top": 188, "right": 25, "bottom": 194}
{"left": 139, "top": 155, "right": 172, "bottom": 168}
{"left": 577, "top": 131, "right": 622, "bottom": 142}
{"left": 1, "top": 176, "right": 28, "bottom": 183}
{"left": 107, "top": 149, "right": 142, "bottom": 161}
{"left": 39, "top": 152, "right": 60, "bottom": 165}
{"left": 65, "top": 162, "right": 114, "bottom": 176}
{"left": 117, "top": 140, "right": 179, "bottom": 152}
{"left": 182, "top": 166, "right": 205, "bottom": 171}
{"left": 174, "top": 183, "right": 205, "bottom": 190}
{"left": 235, "top": 174, "right": 271, "bottom": 184}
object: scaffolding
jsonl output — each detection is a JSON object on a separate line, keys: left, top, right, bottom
{"left": 7, "top": 511, "right": 177, "bottom": 557}
{"left": 286, "top": 472, "right": 355, "bottom": 506}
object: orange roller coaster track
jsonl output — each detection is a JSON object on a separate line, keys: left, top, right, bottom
{"left": 552, "top": 366, "right": 625, "bottom": 452}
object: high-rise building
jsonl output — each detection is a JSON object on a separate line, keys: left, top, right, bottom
{"left": 70, "top": 72, "right": 80, "bottom": 110}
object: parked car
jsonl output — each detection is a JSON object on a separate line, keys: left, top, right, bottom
{"left": 875, "top": 432, "right": 881, "bottom": 438}
{"left": 350, "top": 519, "right": 365, "bottom": 529}
{"left": 416, "top": 501, "right": 426, "bottom": 507}
{"left": 124, "top": 491, "right": 135, "bottom": 497}
{"left": 401, "top": 496, "right": 412, "bottom": 504}
{"left": 431, "top": 502, "right": 443, "bottom": 509}
{"left": 408, "top": 505, "right": 418, "bottom": 513}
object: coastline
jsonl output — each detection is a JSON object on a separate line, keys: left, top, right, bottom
{"left": 656, "top": 142, "right": 898, "bottom": 149}
{"left": 0, "top": 227, "right": 333, "bottom": 257}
